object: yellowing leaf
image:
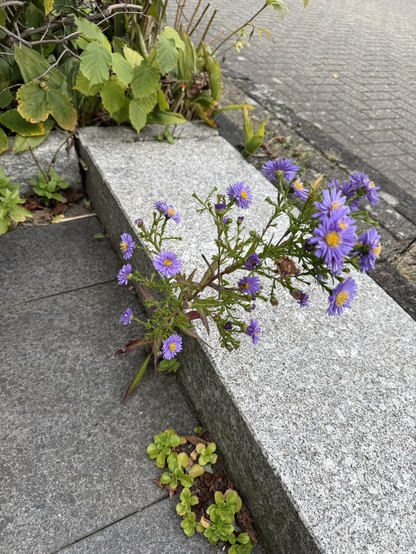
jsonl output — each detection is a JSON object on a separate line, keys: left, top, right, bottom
{"left": 43, "top": 0, "right": 53, "bottom": 15}
{"left": 0, "top": 127, "right": 8, "bottom": 154}
{"left": 16, "top": 82, "right": 49, "bottom": 123}
{"left": 312, "top": 174, "right": 324, "bottom": 190}
{"left": 46, "top": 89, "right": 77, "bottom": 131}
{"left": 0, "top": 109, "right": 44, "bottom": 136}
{"left": 51, "top": 214, "right": 65, "bottom": 223}
{"left": 123, "top": 46, "right": 143, "bottom": 68}
{"left": 12, "top": 119, "right": 55, "bottom": 154}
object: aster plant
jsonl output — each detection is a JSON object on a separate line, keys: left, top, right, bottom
{"left": 113, "top": 163, "right": 381, "bottom": 399}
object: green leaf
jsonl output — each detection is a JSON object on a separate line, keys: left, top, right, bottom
{"left": 203, "top": 47, "right": 221, "bottom": 102}
{"left": 157, "top": 87, "right": 169, "bottom": 111}
{"left": 129, "top": 98, "right": 147, "bottom": 133}
{"left": 9, "top": 205, "right": 31, "bottom": 222}
{"left": 0, "top": 88, "right": 13, "bottom": 109}
{"left": 0, "top": 109, "right": 44, "bottom": 136}
{"left": 123, "top": 46, "right": 143, "bottom": 67}
{"left": 113, "top": 97, "right": 130, "bottom": 124}
{"left": 141, "top": 93, "right": 157, "bottom": 114}
{"left": 79, "top": 42, "right": 112, "bottom": 85}
{"left": 12, "top": 118, "right": 55, "bottom": 154}
{"left": 74, "top": 17, "right": 111, "bottom": 51}
{"left": 130, "top": 61, "right": 159, "bottom": 98}
{"left": 0, "top": 216, "right": 9, "bottom": 235}
{"left": 25, "top": 3, "right": 44, "bottom": 28}
{"left": 156, "top": 35, "right": 179, "bottom": 74}
{"left": 0, "top": 127, "right": 7, "bottom": 154}
{"left": 73, "top": 71, "right": 102, "bottom": 96}
{"left": 46, "top": 89, "right": 77, "bottom": 131}
{"left": 147, "top": 110, "right": 186, "bottom": 125}
{"left": 94, "top": 233, "right": 105, "bottom": 239}
{"left": 111, "top": 53, "right": 133, "bottom": 85}
{"left": 100, "top": 76, "right": 125, "bottom": 116}
{"left": 177, "top": 31, "right": 196, "bottom": 81}
{"left": 13, "top": 44, "right": 64, "bottom": 89}
{"left": 161, "top": 26, "right": 185, "bottom": 50}
{"left": 123, "top": 352, "right": 152, "bottom": 400}
{"left": 0, "top": 7, "right": 6, "bottom": 26}
{"left": 16, "top": 82, "right": 49, "bottom": 123}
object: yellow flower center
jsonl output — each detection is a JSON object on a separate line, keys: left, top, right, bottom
{"left": 240, "top": 281, "right": 249, "bottom": 289}
{"left": 241, "top": 190, "right": 247, "bottom": 199}
{"left": 169, "top": 342, "right": 176, "bottom": 351}
{"left": 163, "top": 258, "right": 172, "bottom": 266}
{"left": 120, "top": 241, "right": 128, "bottom": 251}
{"left": 372, "top": 244, "right": 381, "bottom": 256}
{"left": 329, "top": 201, "right": 340, "bottom": 210}
{"left": 335, "top": 290, "right": 349, "bottom": 306}
{"left": 369, "top": 181, "right": 375, "bottom": 188}
{"left": 167, "top": 207, "right": 175, "bottom": 216}
{"left": 294, "top": 180, "right": 303, "bottom": 190}
{"left": 325, "top": 231, "right": 341, "bottom": 247}
{"left": 338, "top": 220, "right": 347, "bottom": 230}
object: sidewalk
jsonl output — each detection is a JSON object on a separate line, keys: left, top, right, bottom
{"left": 0, "top": 217, "right": 216, "bottom": 553}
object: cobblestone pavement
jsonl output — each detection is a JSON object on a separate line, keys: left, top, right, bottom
{"left": 181, "top": 0, "right": 416, "bottom": 198}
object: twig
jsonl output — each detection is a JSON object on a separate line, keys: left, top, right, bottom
{"left": 189, "top": 2, "right": 210, "bottom": 37}
{"left": 199, "top": 7, "right": 216, "bottom": 44}
{"left": 47, "top": 135, "right": 73, "bottom": 173}
{"left": 28, "top": 145, "right": 49, "bottom": 182}
{"left": 0, "top": 0, "right": 26, "bottom": 7}
{"left": 186, "top": 0, "right": 201, "bottom": 34}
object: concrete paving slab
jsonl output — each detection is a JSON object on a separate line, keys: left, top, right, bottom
{"left": 78, "top": 126, "right": 416, "bottom": 554}
{"left": 0, "top": 130, "right": 82, "bottom": 194}
{"left": 0, "top": 281, "right": 199, "bottom": 553}
{"left": 57, "top": 498, "right": 216, "bottom": 553}
{"left": 0, "top": 217, "right": 119, "bottom": 307}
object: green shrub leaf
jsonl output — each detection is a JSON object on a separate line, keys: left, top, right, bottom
{"left": 129, "top": 98, "right": 147, "bottom": 132}
{"left": 13, "top": 44, "right": 64, "bottom": 89}
{"left": 79, "top": 42, "right": 112, "bottom": 85}
{"left": 16, "top": 82, "right": 49, "bottom": 123}
{"left": 46, "top": 89, "right": 77, "bottom": 131}
{"left": 111, "top": 53, "right": 133, "bottom": 85}
{"left": 161, "top": 26, "right": 185, "bottom": 50}
{"left": 123, "top": 46, "right": 144, "bottom": 68}
{"left": 0, "top": 109, "right": 44, "bottom": 136}
{"left": 73, "top": 72, "right": 102, "bottom": 96}
{"left": 0, "top": 127, "right": 7, "bottom": 153}
{"left": 130, "top": 61, "right": 159, "bottom": 99}
{"left": 12, "top": 119, "right": 55, "bottom": 154}
{"left": 100, "top": 76, "right": 125, "bottom": 116}
{"left": 74, "top": 17, "right": 111, "bottom": 51}
{"left": 156, "top": 35, "right": 178, "bottom": 75}
{"left": 147, "top": 110, "right": 186, "bottom": 125}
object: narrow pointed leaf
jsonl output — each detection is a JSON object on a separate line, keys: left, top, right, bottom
{"left": 123, "top": 352, "right": 152, "bottom": 401}
{"left": 198, "top": 307, "right": 210, "bottom": 335}
{"left": 112, "top": 337, "right": 152, "bottom": 358}
{"left": 176, "top": 323, "right": 212, "bottom": 348}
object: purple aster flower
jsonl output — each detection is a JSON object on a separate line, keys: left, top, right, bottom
{"left": 249, "top": 303, "right": 256, "bottom": 311}
{"left": 328, "top": 179, "right": 361, "bottom": 212}
{"left": 182, "top": 300, "right": 190, "bottom": 309}
{"left": 223, "top": 217, "right": 230, "bottom": 224}
{"left": 348, "top": 172, "right": 380, "bottom": 205}
{"left": 261, "top": 157, "right": 299, "bottom": 181}
{"left": 224, "top": 321, "right": 233, "bottom": 330}
{"left": 356, "top": 227, "right": 381, "bottom": 272}
{"left": 226, "top": 182, "right": 253, "bottom": 209}
{"left": 119, "top": 307, "right": 133, "bottom": 325}
{"left": 152, "top": 251, "right": 182, "bottom": 277}
{"left": 238, "top": 275, "right": 261, "bottom": 295}
{"left": 150, "top": 304, "right": 157, "bottom": 311}
{"left": 313, "top": 187, "right": 347, "bottom": 218}
{"left": 237, "top": 216, "right": 244, "bottom": 224}
{"left": 134, "top": 218, "right": 144, "bottom": 227}
{"left": 215, "top": 203, "right": 226, "bottom": 212}
{"left": 162, "top": 333, "right": 182, "bottom": 360}
{"left": 245, "top": 318, "right": 260, "bottom": 344}
{"left": 327, "top": 276, "right": 357, "bottom": 316}
{"left": 154, "top": 200, "right": 168, "bottom": 213}
{"left": 309, "top": 207, "right": 356, "bottom": 274}
{"left": 119, "top": 233, "right": 135, "bottom": 259}
{"left": 117, "top": 264, "right": 132, "bottom": 285}
{"left": 244, "top": 253, "right": 260, "bottom": 269}
{"left": 292, "top": 289, "right": 309, "bottom": 307}
{"left": 291, "top": 177, "right": 309, "bottom": 201}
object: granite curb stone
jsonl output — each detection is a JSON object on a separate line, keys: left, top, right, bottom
{"left": 77, "top": 126, "right": 416, "bottom": 554}
{"left": 0, "top": 130, "right": 82, "bottom": 194}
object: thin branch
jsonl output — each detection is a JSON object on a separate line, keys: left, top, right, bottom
{"left": 28, "top": 145, "right": 49, "bottom": 182}
{"left": 0, "top": 0, "right": 27, "bottom": 7}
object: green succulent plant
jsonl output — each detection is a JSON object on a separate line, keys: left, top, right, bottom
{"left": 228, "top": 533, "right": 253, "bottom": 553}
{"left": 181, "top": 512, "right": 197, "bottom": 537}
{"left": 176, "top": 487, "right": 199, "bottom": 516}
{"left": 29, "top": 168, "right": 68, "bottom": 206}
{"left": 146, "top": 428, "right": 181, "bottom": 468}
{"left": 196, "top": 441, "right": 218, "bottom": 466}
{"left": 160, "top": 452, "right": 193, "bottom": 489}
{"left": 203, "top": 510, "right": 235, "bottom": 545}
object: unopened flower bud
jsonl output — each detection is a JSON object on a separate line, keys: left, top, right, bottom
{"left": 270, "top": 297, "right": 278, "bottom": 306}
{"left": 182, "top": 300, "right": 190, "bottom": 309}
